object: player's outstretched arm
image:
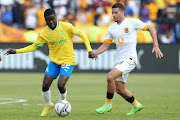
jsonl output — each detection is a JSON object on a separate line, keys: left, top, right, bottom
{"left": 78, "top": 32, "right": 98, "bottom": 59}
{"left": 78, "top": 32, "right": 92, "bottom": 52}
{"left": 0, "top": 54, "right": 1, "bottom": 61}
{"left": 94, "top": 42, "right": 111, "bottom": 56}
{"left": 5, "top": 44, "right": 39, "bottom": 55}
{"left": 146, "top": 25, "right": 163, "bottom": 58}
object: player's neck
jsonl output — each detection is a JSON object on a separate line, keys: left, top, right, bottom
{"left": 116, "top": 17, "right": 125, "bottom": 25}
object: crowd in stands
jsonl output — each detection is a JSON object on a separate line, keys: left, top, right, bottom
{"left": 0, "top": 0, "right": 180, "bottom": 43}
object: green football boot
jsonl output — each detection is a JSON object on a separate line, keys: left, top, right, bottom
{"left": 126, "top": 103, "right": 143, "bottom": 115}
{"left": 96, "top": 104, "right": 112, "bottom": 114}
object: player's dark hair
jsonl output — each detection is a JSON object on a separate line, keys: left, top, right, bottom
{"left": 112, "top": 3, "right": 124, "bottom": 11}
{"left": 44, "top": 8, "right": 56, "bottom": 18}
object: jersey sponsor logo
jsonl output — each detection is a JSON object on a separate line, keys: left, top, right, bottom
{"left": 124, "top": 28, "right": 129, "bottom": 33}
{"left": 118, "top": 37, "right": 124, "bottom": 44}
{"left": 51, "top": 39, "right": 67, "bottom": 46}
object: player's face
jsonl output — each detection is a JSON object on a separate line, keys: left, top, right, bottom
{"left": 45, "top": 14, "right": 57, "bottom": 29}
{"left": 112, "top": 8, "right": 124, "bottom": 23}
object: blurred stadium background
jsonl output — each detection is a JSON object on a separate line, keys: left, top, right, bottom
{"left": 0, "top": 0, "right": 180, "bottom": 73}
{"left": 0, "top": 0, "right": 180, "bottom": 119}
{"left": 0, "top": 0, "right": 179, "bottom": 43}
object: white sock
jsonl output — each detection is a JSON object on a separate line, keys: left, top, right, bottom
{"left": 59, "top": 89, "right": 67, "bottom": 100}
{"left": 105, "top": 103, "right": 112, "bottom": 107}
{"left": 42, "top": 89, "right": 51, "bottom": 106}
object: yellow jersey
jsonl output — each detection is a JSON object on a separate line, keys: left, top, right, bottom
{"left": 34, "top": 21, "right": 82, "bottom": 65}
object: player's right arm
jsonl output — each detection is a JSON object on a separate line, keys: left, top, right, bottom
{"left": 0, "top": 54, "right": 1, "bottom": 61}
{"left": 5, "top": 29, "right": 47, "bottom": 55}
{"left": 95, "top": 26, "right": 113, "bottom": 56}
{"left": 5, "top": 44, "right": 39, "bottom": 55}
{"left": 94, "top": 41, "right": 111, "bottom": 55}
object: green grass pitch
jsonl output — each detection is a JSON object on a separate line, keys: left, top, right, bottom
{"left": 0, "top": 73, "right": 180, "bottom": 120}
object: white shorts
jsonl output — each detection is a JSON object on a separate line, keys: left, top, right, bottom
{"left": 115, "top": 58, "right": 136, "bottom": 83}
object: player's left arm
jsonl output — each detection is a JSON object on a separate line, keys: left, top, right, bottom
{"left": 78, "top": 32, "right": 97, "bottom": 59}
{"left": 145, "top": 25, "right": 163, "bottom": 58}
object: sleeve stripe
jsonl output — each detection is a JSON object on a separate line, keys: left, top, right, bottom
{"left": 142, "top": 24, "right": 148, "bottom": 31}
{"left": 104, "top": 39, "right": 112, "bottom": 44}
{"left": 76, "top": 31, "right": 81, "bottom": 36}
{"left": 33, "top": 43, "right": 43, "bottom": 47}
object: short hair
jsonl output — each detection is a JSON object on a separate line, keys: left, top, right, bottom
{"left": 44, "top": 8, "right": 56, "bottom": 18}
{"left": 112, "top": 3, "right": 124, "bottom": 11}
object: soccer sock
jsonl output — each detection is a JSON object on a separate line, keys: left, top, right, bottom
{"left": 126, "top": 96, "right": 140, "bottom": 108}
{"left": 59, "top": 89, "right": 67, "bottom": 100}
{"left": 105, "top": 92, "right": 114, "bottom": 107}
{"left": 42, "top": 89, "right": 51, "bottom": 106}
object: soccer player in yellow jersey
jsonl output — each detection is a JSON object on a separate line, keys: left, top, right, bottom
{"left": 5, "top": 8, "right": 97, "bottom": 117}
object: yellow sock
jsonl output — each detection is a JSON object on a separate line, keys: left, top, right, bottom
{"left": 132, "top": 99, "right": 139, "bottom": 107}
{"left": 106, "top": 98, "right": 112, "bottom": 104}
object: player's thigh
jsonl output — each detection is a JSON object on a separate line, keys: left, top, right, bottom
{"left": 45, "top": 61, "right": 60, "bottom": 79}
{"left": 107, "top": 68, "right": 122, "bottom": 81}
{"left": 115, "top": 59, "right": 136, "bottom": 83}
{"left": 60, "top": 64, "right": 74, "bottom": 78}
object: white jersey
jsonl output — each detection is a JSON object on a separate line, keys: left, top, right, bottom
{"left": 104, "top": 18, "right": 147, "bottom": 64}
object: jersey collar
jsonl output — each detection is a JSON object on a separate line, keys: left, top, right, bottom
{"left": 116, "top": 18, "right": 126, "bottom": 25}
{"left": 48, "top": 21, "right": 59, "bottom": 31}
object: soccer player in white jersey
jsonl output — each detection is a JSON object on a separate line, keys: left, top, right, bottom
{"left": 94, "top": 3, "right": 163, "bottom": 115}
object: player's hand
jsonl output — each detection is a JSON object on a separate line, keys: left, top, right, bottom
{"left": 0, "top": 55, "right": 1, "bottom": 61}
{"left": 4, "top": 48, "right": 16, "bottom": 55}
{"left": 88, "top": 51, "right": 98, "bottom": 60}
{"left": 152, "top": 45, "right": 163, "bottom": 58}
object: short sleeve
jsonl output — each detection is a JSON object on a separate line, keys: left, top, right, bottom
{"left": 104, "top": 27, "right": 113, "bottom": 40}
{"left": 132, "top": 18, "right": 147, "bottom": 30}
{"left": 34, "top": 33, "right": 47, "bottom": 47}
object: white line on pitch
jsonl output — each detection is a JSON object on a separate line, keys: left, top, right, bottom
{"left": 0, "top": 98, "right": 27, "bottom": 105}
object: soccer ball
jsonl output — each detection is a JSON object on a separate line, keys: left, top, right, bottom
{"left": 55, "top": 100, "right": 71, "bottom": 117}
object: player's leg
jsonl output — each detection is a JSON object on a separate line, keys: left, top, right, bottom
{"left": 114, "top": 58, "right": 142, "bottom": 115}
{"left": 58, "top": 75, "right": 69, "bottom": 100}
{"left": 42, "top": 75, "right": 54, "bottom": 106}
{"left": 41, "top": 61, "right": 60, "bottom": 116}
{"left": 115, "top": 80, "right": 142, "bottom": 115}
{"left": 58, "top": 64, "right": 74, "bottom": 100}
{"left": 96, "top": 68, "right": 122, "bottom": 114}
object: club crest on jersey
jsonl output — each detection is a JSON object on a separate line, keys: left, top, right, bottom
{"left": 124, "top": 28, "right": 129, "bottom": 33}
{"left": 59, "top": 31, "right": 65, "bottom": 37}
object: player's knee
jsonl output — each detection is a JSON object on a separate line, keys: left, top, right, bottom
{"left": 57, "top": 82, "right": 65, "bottom": 91}
{"left": 107, "top": 75, "right": 114, "bottom": 82}
{"left": 42, "top": 84, "right": 49, "bottom": 92}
